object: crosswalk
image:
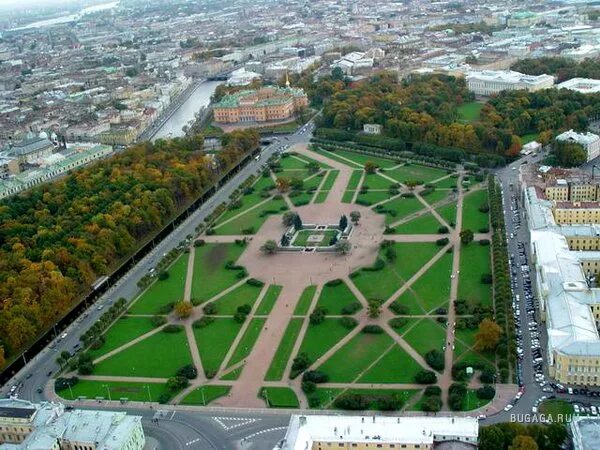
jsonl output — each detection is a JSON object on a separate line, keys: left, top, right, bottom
{"left": 213, "top": 416, "right": 259, "bottom": 431}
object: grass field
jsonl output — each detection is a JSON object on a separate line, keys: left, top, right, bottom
{"left": 94, "top": 329, "right": 192, "bottom": 378}
{"left": 261, "top": 387, "right": 299, "bottom": 408}
{"left": 358, "top": 344, "right": 423, "bottom": 383}
{"left": 457, "top": 102, "right": 483, "bottom": 122}
{"left": 314, "top": 191, "right": 329, "bottom": 203}
{"left": 433, "top": 175, "right": 459, "bottom": 189}
{"left": 375, "top": 196, "right": 425, "bottom": 225}
{"left": 352, "top": 243, "right": 440, "bottom": 301}
{"left": 212, "top": 197, "right": 287, "bottom": 235}
{"left": 128, "top": 254, "right": 188, "bottom": 315}
{"left": 181, "top": 385, "right": 231, "bottom": 405}
{"left": 331, "top": 149, "right": 398, "bottom": 169}
{"left": 401, "top": 319, "right": 447, "bottom": 359}
{"left": 391, "top": 252, "right": 452, "bottom": 314}
{"left": 210, "top": 282, "right": 262, "bottom": 315}
{"left": 458, "top": 243, "right": 492, "bottom": 307}
{"left": 421, "top": 189, "right": 451, "bottom": 205}
{"left": 320, "top": 170, "right": 339, "bottom": 190}
{"left": 356, "top": 190, "right": 391, "bottom": 206}
{"left": 190, "top": 244, "right": 247, "bottom": 304}
{"left": 316, "top": 281, "right": 361, "bottom": 315}
{"left": 89, "top": 317, "right": 157, "bottom": 359}
{"left": 289, "top": 191, "right": 314, "bottom": 207}
{"left": 227, "top": 318, "right": 266, "bottom": 368}
{"left": 312, "top": 148, "right": 363, "bottom": 168}
{"left": 363, "top": 172, "right": 396, "bottom": 190}
{"left": 194, "top": 318, "right": 243, "bottom": 376}
{"left": 393, "top": 213, "right": 443, "bottom": 235}
{"left": 462, "top": 189, "right": 489, "bottom": 231}
{"left": 520, "top": 132, "right": 540, "bottom": 145}
{"left": 212, "top": 178, "right": 275, "bottom": 226}
{"left": 385, "top": 165, "right": 448, "bottom": 184}
{"left": 255, "top": 285, "right": 282, "bottom": 315}
{"left": 293, "top": 229, "right": 338, "bottom": 247}
{"left": 294, "top": 285, "right": 317, "bottom": 315}
{"left": 436, "top": 203, "right": 457, "bottom": 227}
{"left": 539, "top": 400, "right": 574, "bottom": 422}
{"left": 57, "top": 380, "right": 167, "bottom": 402}
{"left": 298, "top": 318, "right": 357, "bottom": 363}
{"left": 264, "top": 318, "right": 303, "bottom": 381}
{"left": 318, "top": 332, "right": 393, "bottom": 382}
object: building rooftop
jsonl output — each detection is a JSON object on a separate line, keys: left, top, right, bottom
{"left": 571, "top": 416, "right": 600, "bottom": 450}
{"left": 277, "top": 415, "right": 478, "bottom": 450}
{"left": 557, "top": 78, "right": 600, "bottom": 94}
{"left": 466, "top": 70, "right": 553, "bottom": 86}
{"left": 556, "top": 129, "right": 600, "bottom": 146}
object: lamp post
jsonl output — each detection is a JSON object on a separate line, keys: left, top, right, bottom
{"left": 102, "top": 384, "right": 112, "bottom": 401}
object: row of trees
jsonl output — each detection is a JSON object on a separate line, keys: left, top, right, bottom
{"left": 314, "top": 70, "right": 600, "bottom": 158}
{"left": 511, "top": 56, "right": 600, "bottom": 83}
{"left": 0, "top": 129, "right": 260, "bottom": 368}
{"left": 479, "top": 422, "right": 567, "bottom": 450}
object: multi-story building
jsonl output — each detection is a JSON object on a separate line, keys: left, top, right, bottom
{"left": 213, "top": 86, "right": 308, "bottom": 124}
{"left": 557, "top": 78, "right": 600, "bottom": 94}
{"left": 465, "top": 70, "right": 554, "bottom": 96}
{"left": 522, "top": 166, "right": 600, "bottom": 386}
{"left": 555, "top": 129, "right": 600, "bottom": 162}
{"left": 0, "top": 399, "right": 145, "bottom": 449}
{"left": 275, "top": 415, "right": 478, "bottom": 450}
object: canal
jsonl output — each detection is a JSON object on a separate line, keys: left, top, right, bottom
{"left": 151, "top": 80, "right": 222, "bottom": 141}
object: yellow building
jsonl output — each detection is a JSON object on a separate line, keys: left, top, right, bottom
{"left": 277, "top": 415, "right": 478, "bottom": 450}
{"left": 553, "top": 202, "right": 600, "bottom": 224}
{"left": 213, "top": 86, "right": 308, "bottom": 124}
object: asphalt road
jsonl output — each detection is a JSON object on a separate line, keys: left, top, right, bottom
{"left": 1, "top": 123, "right": 316, "bottom": 449}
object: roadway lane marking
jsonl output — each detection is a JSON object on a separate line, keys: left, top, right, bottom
{"left": 242, "top": 426, "right": 288, "bottom": 441}
{"left": 185, "top": 438, "right": 201, "bottom": 446}
{"left": 213, "top": 417, "right": 259, "bottom": 430}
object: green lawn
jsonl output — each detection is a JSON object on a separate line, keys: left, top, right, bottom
{"left": 401, "top": 319, "right": 447, "bottom": 359}
{"left": 93, "top": 329, "right": 192, "bottom": 378}
{"left": 220, "top": 366, "right": 242, "bottom": 381}
{"left": 321, "top": 170, "right": 339, "bottom": 190}
{"left": 391, "top": 252, "right": 452, "bottom": 314}
{"left": 57, "top": 380, "right": 167, "bottom": 402}
{"left": 190, "top": 243, "right": 247, "bottom": 304}
{"left": 342, "top": 190, "right": 355, "bottom": 203}
{"left": 375, "top": 196, "right": 426, "bottom": 225}
{"left": 358, "top": 344, "right": 423, "bottom": 384}
{"left": 393, "top": 213, "right": 443, "bottom": 235}
{"left": 294, "top": 285, "right": 317, "bottom": 315}
{"left": 261, "top": 387, "right": 299, "bottom": 408}
{"left": 256, "top": 285, "right": 282, "bottom": 315}
{"left": 436, "top": 203, "right": 457, "bottom": 227}
{"left": 462, "top": 189, "right": 489, "bottom": 231}
{"left": 539, "top": 400, "right": 574, "bottom": 422}
{"left": 181, "top": 385, "right": 231, "bottom": 405}
{"left": 279, "top": 155, "right": 311, "bottom": 170}
{"left": 211, "top": 282, "right": 262, "bottom": 315}
{"left": 89, "top": 317, "right": 157, "bottom": 359}
{"left": 293, "top": 229, "right": 338, "bottom": 247}
{"left": 298, "top": 318, "right": 357, "bottom": 363}
{"left": 312, "top": 148, "right": 363, "bottom": 168}
{"left": 265, "top": 318, "right": 303, "bottom": 381}
{"left": 314, "top": 191, "right": 329, "bottom": 203}
{"left": 356, "top": 190, "right": 391, "bottom": 206}
{"left": 213, "top": 197, "right": 287, "bottom": 235}
{"left": 330, "top": 149, "right": 398, "bottom": 169}
{"left": 194, "top": 318, "right": 243, "bottom": 376}
{"left": 212, "top": 179, "right": 275, "bottom": 226}
{"left": 129, "top": 254, "right": 188, "bottom": 315}
{"left": 457, "top": 102, "right": 483, "bottom": 122}
{"left": 227, "top": 318, "right": 266, "bottom": 368}
{"left": 421, "top": 189, "right": 451, "bottom": 205}
{"left": 318, "top": 332, "right": 393, "bottom": 382}
{"left": 289, "top": 190, "right": 314, "bottom": 207}
{"left": 316, "top": 281, "right": 361, "bottom": 315}
{"left": 343, "top": 170, "right": 363, "bottom": 203}
{"left": 352, "top": 243, "right": 440, "bottom": 301}
{"left": 433, "top": 176, "right": 459, "bottom": 189}
{"left": 363, "top": 173, "right": 396, "bottom": 190}
{"left": 520, "top": 132, "right": 540, "bottom": 145}
{"left": 458, "top": 243, "right": 492, "bottom": 307}
{"left": 385, "top": 164, "right": 448, "bottom": 184}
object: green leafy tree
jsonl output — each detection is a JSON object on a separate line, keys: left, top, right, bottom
{"left": 460, "top": 229, "right": 474, "bottom": 245}
{"left": 260, "top": 240, "right": 278, "bottom": 254}
{"left": 339, "top": 215, "right": 348, "bottom": 231}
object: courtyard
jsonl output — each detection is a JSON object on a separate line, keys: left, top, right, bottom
{"left": 53, "top": 143, "right": 511, "bottom": 413}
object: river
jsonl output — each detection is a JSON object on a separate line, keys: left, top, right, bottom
{"left": 11, "top": 1, "right": 120, "bottom": 31}
{"left": 151, "top": 80, "right": 222, "bottom": 141}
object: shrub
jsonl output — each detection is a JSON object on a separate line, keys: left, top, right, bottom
{"left": 246, "top": 278, "right": 264, "bottom": 287}
{"left": 479, "top": 366, "right": 496, "bottom": 384}
{"left": 176, "top": 364, "right": 198, "bottom": 379}
{"left": 424, "top": 386, "right": 442, "bottom": 396}
{"left": 389, "top": 317, "right": 407, "bottom": 329}
{"left": 302, "top": 370, "right": 329, "bottom": 384}
{"left": 340, "top": 302, "right": 361, "bottom": 315}
{"left": 363, "top": 258, "right": 385, "bottom": 271}
{"left": 151, "top": 315, "right": 167, "bottom": 327}
{"left": 389, "top": 302, "right": 409, "bottom": 315}
{"left": 309, "top": 306, "right": 327, "bottom": 325}
{"left": 193, "top": 317, "right": 214, "bottom": 328}
{"left": 481, "top": 273, "right": 493, "bottom": 284}
{"left": 415, "top": 370, "right": 437, "bottom": 384}
{"left": 476, "top": 385, "right": 496, "bottom": 400}
{"left": 438, "top": 226, "right": 449, "bottom": 234}
{"left": 290, "top": 353, "right": 311, "bottom": 378}
{"left": 422, "top": 395, "right": 443, "bottom": 412}
{"left": 448, "top": 383, "right": 467, "bottom": 410}
{"left": 362, "top": 324, "right": 384, "bottom": 334}
{"left": 157, "top": 302, "right": 175, "bottom": 314}
{"left": 158, "top": 392, "right": 171, "bottom": 404}
{"left": 479, "top": 239, "right": 490, "bottom": 246}
{"left": 203, "top": 303, "right": 217, "bottom": 315}
{"left": 436, "top": 237, "right": 449, "bottom": 246}
{"left": 478, "top": 227, "right": 489, "bottom": 233}
{"left": 158, "top": 271, "right": 169, "bottom": 281}
{"left": 163, "top": 324, "right": 183, "bottom": 333}
{"left": 425, "top": 349, "right": 445, "bottom": 371}
{"left": 55, "top": 377, "right": 79, "bottom": 392}
{"left": 339, "top": 317, "right": 358, "bottom": 329}
{"left": 301, "top": 381, "right": 316, "bottom": 394}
